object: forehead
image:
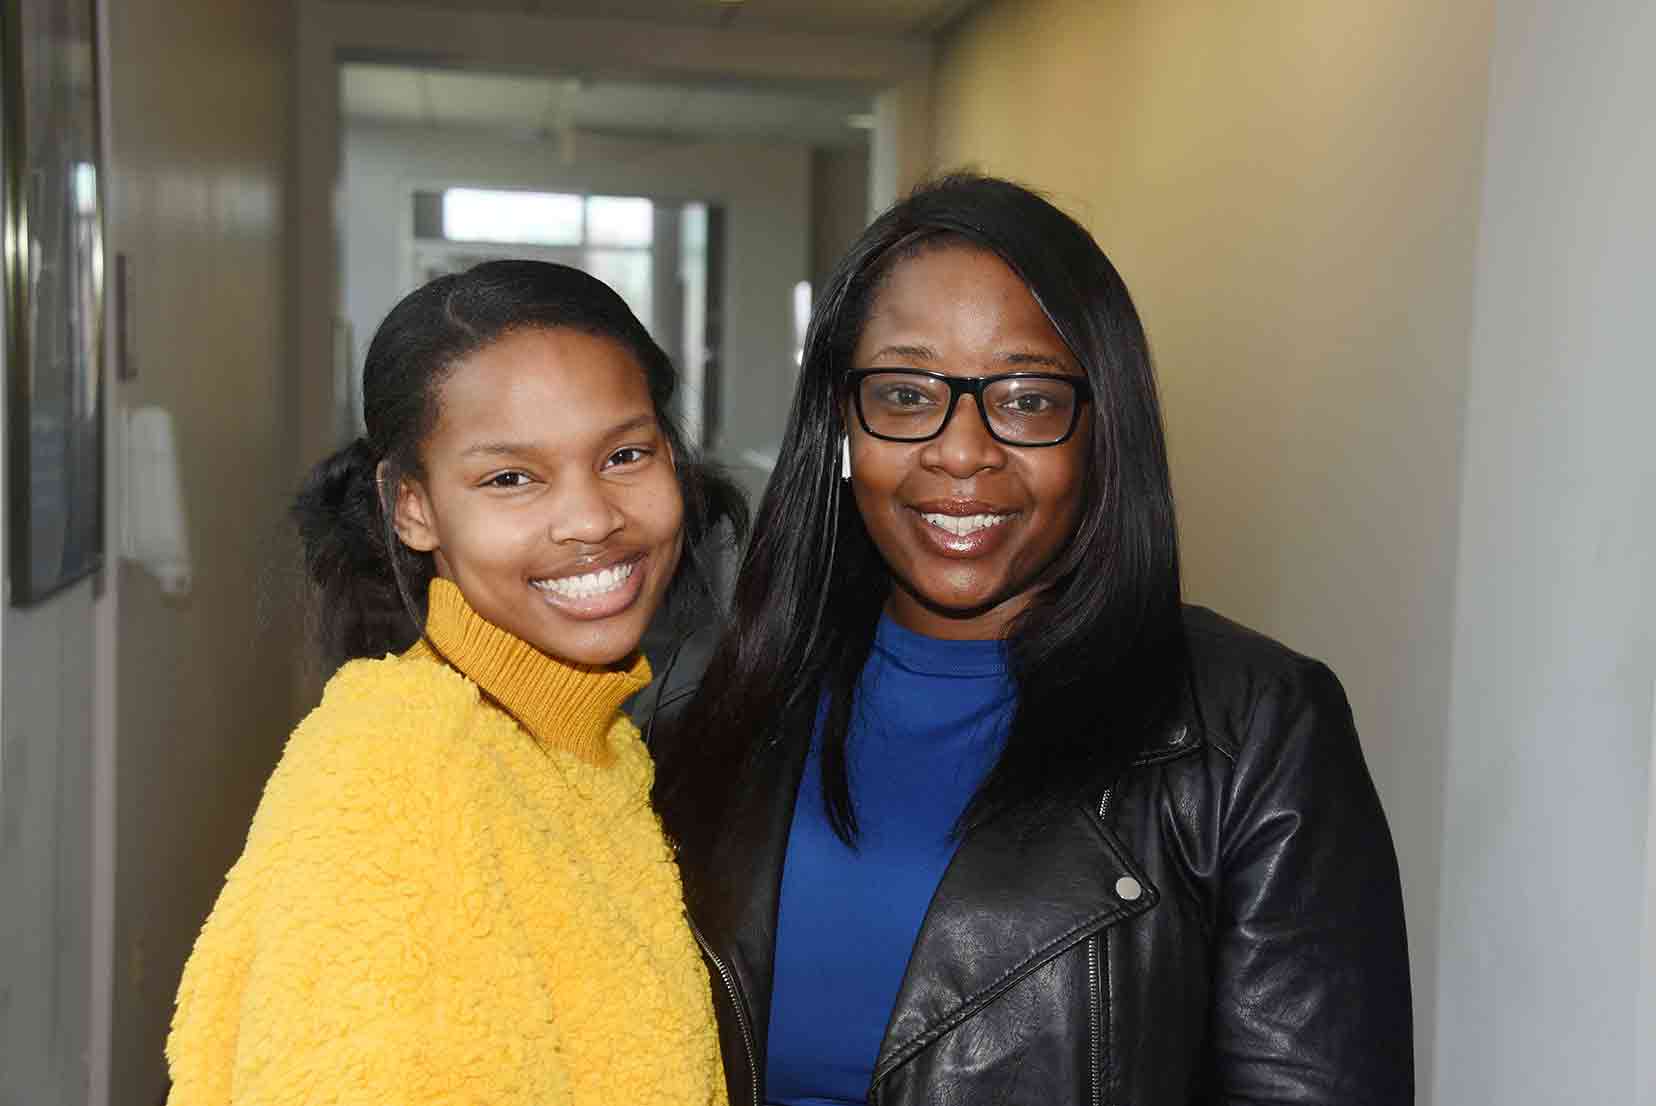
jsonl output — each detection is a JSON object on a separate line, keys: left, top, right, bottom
{"left": 431, "top": 327, "right": 653, "bottom": 444}
{"left": 853, "top": 245, "right": 1077, "bottom": 373}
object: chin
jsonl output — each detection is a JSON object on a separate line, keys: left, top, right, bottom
{"left": 934, "top": 598, "right": 1007, "bottom": 622}
{"left": 927, "top": 579, "right": 1011, "bottom": 614}
{"left": 542, "top": 628, "right": 646, "bottom": 668}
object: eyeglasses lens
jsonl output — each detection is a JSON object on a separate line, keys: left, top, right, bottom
{"left": 857, "top": 372, "right": 1079, "bottom": 445}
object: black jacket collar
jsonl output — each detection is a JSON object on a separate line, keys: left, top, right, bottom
{"left": 873, "top": 795, "right": 1159, "bottom": 1082}
{"left": 675, "top": 721, "right": 1194, "bottom": 1098}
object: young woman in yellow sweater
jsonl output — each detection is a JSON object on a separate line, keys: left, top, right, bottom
{"left": 165, "top": 259, "right": 743, "bottom": 1105}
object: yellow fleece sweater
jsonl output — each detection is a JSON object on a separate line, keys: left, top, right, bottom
{"left": 165, "top": 578, "right": 726, "bottom": 1106}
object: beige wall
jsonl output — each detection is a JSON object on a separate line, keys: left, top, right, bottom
{"left": 870, "top": 74, "right": 934, "bottom": 213}
{"left": 932, "top": 0, "right": 1499, "bottom": 1092}
{"left": 103, "top": 0, "right": 300, "bottom": 1100}
{"left": 811, "top": 146, "right": 872, "bottom": 292}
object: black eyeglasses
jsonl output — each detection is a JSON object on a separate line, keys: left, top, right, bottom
{"left": 844, "top": 369, "right": 1093, "bottom": 447}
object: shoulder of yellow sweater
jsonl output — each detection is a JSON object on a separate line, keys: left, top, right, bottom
{"left": 325, "top": 648, "right": 475, "bottom": 708}
{"left": 245, "top": 653, "right": 493, "bottom": 847}
{"left": 307, "top": 650, "right": 487, "bottom": 748}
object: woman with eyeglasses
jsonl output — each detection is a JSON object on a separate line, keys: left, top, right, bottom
{"left": 652, "top": 174, "right": 1412, "bottom": 1106}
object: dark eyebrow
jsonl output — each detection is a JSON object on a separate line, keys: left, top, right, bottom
{"left": 459, "top": 440, "right": 538, "bottom": 459}
{"left": 998, "top": 351, "right": 1072, "bottom": 371}
{"left": 601, "top": 413, "right": 659, "bottom": 438}
{"left": 457, "top": 414, "right": 658, "bottom": 458}
{"left": 868, "top": 343, "right": 940, "bottom": 362}
{"left": 867, "top": 345, "right": 1074, "bottom": 372}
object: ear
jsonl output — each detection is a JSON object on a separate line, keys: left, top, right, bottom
{"left": 385, "top": 462, "right": 440, "bottom": 553}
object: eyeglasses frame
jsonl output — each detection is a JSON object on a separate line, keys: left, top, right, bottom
{"left": 842, "top": 368, "right": 1094, "bottom": 448}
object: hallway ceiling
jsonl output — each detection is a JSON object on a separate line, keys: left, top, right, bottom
{"left": 343, "top": 63, "right": 876, "bottom": 149}
{"left": 344, "top": 0, "right": 981, "bottom": 37}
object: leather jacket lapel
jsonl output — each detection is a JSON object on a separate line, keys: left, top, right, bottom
{"left": 680, "top": 719, "right": 1196, "bottom": 1099}
{"left": 872, "top": 796, "right": 1159, "bottom": 1084}
{"left": 682, "top": 735, "right": 809, "bottom": 1087}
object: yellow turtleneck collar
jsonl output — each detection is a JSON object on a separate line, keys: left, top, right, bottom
{"left": 406, "top": 577, "right": 651, "bottom": 764}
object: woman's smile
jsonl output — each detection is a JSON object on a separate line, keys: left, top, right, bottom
{"left": 908, "top": 501, "right": 1020, "bottom": 556}
{"left": 529, "top": 551, "right": 648, "bottom": 620}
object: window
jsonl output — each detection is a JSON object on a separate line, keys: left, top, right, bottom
{"left": 441, "top": 188, "right": 583, "bottom": 246}
{"left": 413, "top": 187, "right": 658, "bottom": 329}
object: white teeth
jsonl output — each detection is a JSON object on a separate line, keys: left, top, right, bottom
{"left": 921, "top": 512, "right": 1011, "bottom": 537}
{"left": 532, "top": 561, "right": 635, "bottom": 599}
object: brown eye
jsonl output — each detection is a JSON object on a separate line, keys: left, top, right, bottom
{"left": 604, "top": 447, "right": 652, "bottom": 469}
{"left": 484, "top": 471, "right": 531, "bottom": 488}
{"left": 870, "top": 381, "right": 941, "bottom": 410}
{"left": 884, "top": 385, "right": 933, "bottom": 408}
{"left": 1005, "top": 392, "right": 1057, "bottom": 414}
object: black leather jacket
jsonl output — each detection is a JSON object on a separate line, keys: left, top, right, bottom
{"left": 666, "top": 607, "right": 1413, "bottom": 1105}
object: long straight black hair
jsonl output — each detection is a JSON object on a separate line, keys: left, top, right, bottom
{"left": 655, "top": 174, "right": 1186, "bottom": 852}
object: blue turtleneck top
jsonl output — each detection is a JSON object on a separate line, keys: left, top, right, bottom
{"left": 765, "top": 614, "right": 1014, "bottom": 1106}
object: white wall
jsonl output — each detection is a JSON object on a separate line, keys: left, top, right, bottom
{"left": 1643, "top": 718, "right": 1656, "bottom": 1106}
{"left": 1432, "top": 0, "right": 1656, "bottom": 1100}
{"left": 0, "top": 5, "right": 112, "bottom": 1103}
{"left": 343, "top": 122, "right": 810, "bottom": 494}
{"left": 0, "top": 592, "right": 97, "bottom": 1106}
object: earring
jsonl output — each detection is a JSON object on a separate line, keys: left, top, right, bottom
{"left": 840, "top": 435, "right": 852, "bottom": 481}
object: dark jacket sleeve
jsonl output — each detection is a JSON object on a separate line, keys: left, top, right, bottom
{"left": 1209, "top": 660, "right": 1413, "bottom": 1104}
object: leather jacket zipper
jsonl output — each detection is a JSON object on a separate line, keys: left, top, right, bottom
{"left": 1088, "top": 935, "right": 1103, "bottom": 1106}
{"left": 688, "top": 916, "right": 760, "bottom": 1106}
{"left": 1090, "top": 787, "right": 1112, "bottom": 1106}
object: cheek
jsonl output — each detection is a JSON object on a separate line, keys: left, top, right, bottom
{"left": 441, "top": 496, "right": 533, "bottom": 563}
{"left": 848, "top": 444, "right": 912, "bottom": 517}
{"left": 637, "top": 475, "right": 687, "bottom": 558}
{"left": 1030, "top": 451, "right": 1088, "bottom": 542}
{"left": 849, "top": 473, "right": 908, "bottom": 560}
{"left": 482, "top": 507, "right": 549, "bottom": 556}
{"left": 854, "top": 440, "right": 907, "bottom": 487}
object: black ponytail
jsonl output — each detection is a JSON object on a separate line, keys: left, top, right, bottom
{"left": 293, "top": 259, "right": 747, "bottom": 674}
{"left": 291, "top": 436, "right": 431, "bottom": 672}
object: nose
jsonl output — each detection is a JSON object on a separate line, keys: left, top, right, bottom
{"left": 920, "top": 393, "right": 1006, "bottom": 478}
{"left": 546, "top": 472, "right": 626, "bottom": 546}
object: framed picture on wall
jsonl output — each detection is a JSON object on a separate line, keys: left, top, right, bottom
{"left": 2, "top": 0, "right": 105, "bottom": 604}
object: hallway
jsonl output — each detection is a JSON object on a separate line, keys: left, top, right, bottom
{"left": 2, "top": 1, "right": 1653, "bottom": 1104}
